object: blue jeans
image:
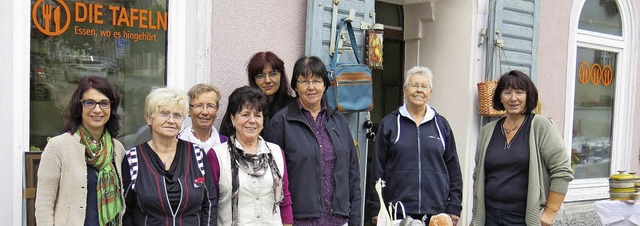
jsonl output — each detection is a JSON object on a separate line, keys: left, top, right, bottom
{"left": 485, "top": 204, "right": 526, "bottom": 226}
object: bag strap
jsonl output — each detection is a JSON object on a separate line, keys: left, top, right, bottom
{"left": 331, "top": 18, "right": 363, "bottom": 68}
{"left": 388, "top": 201, "right": 406, "bottom": 221}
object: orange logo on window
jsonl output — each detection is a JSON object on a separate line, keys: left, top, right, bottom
{"left": 602, "top": 64, "right": 613, "bottom": 86}
{"left": 577, "top": 61, "right": 614, "bottom": 86}
{"left": 32, "top": 0, "right": 71, "bottom": 36}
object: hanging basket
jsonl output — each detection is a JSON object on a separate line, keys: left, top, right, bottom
{"left": 477, "top": 80, "right": 505, "bottom": 117}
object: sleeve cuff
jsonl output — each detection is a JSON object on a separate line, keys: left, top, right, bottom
{"left": 446, "top": 203, "right": 463, "bottom": 216}
{"left": 550, "top": 178, "right": 571, "bottom": 195}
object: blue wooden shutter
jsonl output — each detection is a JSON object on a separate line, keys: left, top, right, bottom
{"left": 305, "top": 0, "right": 375, "bottom": 220}
{"left": 486, "top": 0, "right": 540, "bottom": 81}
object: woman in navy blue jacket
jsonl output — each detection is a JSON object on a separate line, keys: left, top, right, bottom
{"left": 367, "top": 66, "right": 463, "bottom": 225}
{"left": 264, "top": 56, "right": 362, "bottom": 226}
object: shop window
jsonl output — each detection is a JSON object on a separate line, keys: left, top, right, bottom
{"left": 30, "top": 0, "right": 168, "bottom": 150}
{"left": 565, "top": 0, "right": 636, "bottom": 201}
{"left": 571, "top": 47, "right": 616, "bottom": 179}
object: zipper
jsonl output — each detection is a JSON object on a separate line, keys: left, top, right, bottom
{"left": 417, "top": 126, "right": 422, "bottom": 212}
{"left": 162, "top": 177, "right": 183, "bottom": 226}
{"left": 336, "top": 80, "right": 372, "bottom": 86}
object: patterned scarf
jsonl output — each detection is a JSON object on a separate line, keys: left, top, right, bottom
{"left": 78, "top": 126, "right": 123, "bottom": 226}
{"left": 228, "top": 136, "right": 283, "bottom": 226}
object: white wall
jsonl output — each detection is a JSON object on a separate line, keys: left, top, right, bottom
{"left": 211, "top": 1, "right": 307, "bottom": 126}
{"left": 1, "top": 0, "right": 29, "bottom": 224}
{"left": 404, "top": 0, "right": 479, "bottom": 224}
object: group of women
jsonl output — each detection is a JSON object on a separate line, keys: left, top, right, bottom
{"left": 35, "top": 52, "right": 361, "bottom": 226}
{"left": 35, "top": 49, "right": 574, "bottom": 226}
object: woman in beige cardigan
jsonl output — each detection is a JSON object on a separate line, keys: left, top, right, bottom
{"left": 35, "top": 76, "right": 125, "bottom": 226}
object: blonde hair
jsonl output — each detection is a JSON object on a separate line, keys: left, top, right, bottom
{"left": 187, "top": 83, "right": 222, "bottom": 106}
{"left": 404, "top": 66, "right": 434, "bottom": 89}
{"left": 144, "top": 87, "right": 189, "bottom": 117}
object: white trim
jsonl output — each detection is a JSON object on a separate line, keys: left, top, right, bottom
{"left": 167, "top": 0, "right": 210, "bottom": 89}
{"left": 195, "top": 0, "right": 212, "bottom": 85}
{"left": 14, "top": 0, "right": 30, "bottom": 224}
{"left": 167, "top": 1, "right": 187, "bottom": 89}
{"left": 564, "top": 0, "right": 638, "bottom": 202}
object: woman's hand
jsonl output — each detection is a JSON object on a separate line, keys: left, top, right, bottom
{"left": 448, "top": 214, "right": 460, "bottom": 226}
{"left": 540, "top": 208, "right": 557, "bottom": 226}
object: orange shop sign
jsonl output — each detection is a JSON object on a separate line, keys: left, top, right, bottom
{"left": 32, "top": 0, "right": 167, "bottom": 37}
{"left": 578, "top": 61, "right": 613, "bottom": 86}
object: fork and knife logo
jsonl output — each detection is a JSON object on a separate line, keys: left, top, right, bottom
{"left": 32, "top": 0, "right": 71, "bottom": 36}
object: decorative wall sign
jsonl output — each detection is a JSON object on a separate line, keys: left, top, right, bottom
{"left": 365, "top": 30, "right": 383, "bottom": 70}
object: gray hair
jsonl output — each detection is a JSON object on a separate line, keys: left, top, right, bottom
{"left": 403, "top": 66, "right": 434, "bottom": 89}
{"left": 144, "top": 87, "right": 189, "bottom": 117}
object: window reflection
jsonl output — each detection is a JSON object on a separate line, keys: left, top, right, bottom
{"left": 30, "top": 0, "right": 168, "bottom": 151}
{"left": 572, "top": 47, "right": 616, "bottom": 179}
{"left": 578, "top": 0, "right": 622, "bottom": 36}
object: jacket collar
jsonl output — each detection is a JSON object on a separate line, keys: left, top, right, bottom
{"left": 286, "top": 98, "right": 336, "bottom": 120}
{"left": 398, "top": 103, "right": 436, "bottom": 125}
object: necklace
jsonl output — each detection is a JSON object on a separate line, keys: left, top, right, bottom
{"left": 151, "top": 139, "right": 177, "bottom": 168}
{"left": 502, "top": 116, "right": 526, "bottom": 134}
{"left": 502, "top": 115, "right": 528, "bottom": 149}
{"left": 503, "top": 123, "right": 520, "bottom": 134}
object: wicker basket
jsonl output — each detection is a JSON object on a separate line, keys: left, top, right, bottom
{"left": 477, "top": 80, "right": 505, "bottom": 117}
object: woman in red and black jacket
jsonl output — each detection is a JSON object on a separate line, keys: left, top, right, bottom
{"left": 122, "top": 87, "right": 217, "bottom": 226}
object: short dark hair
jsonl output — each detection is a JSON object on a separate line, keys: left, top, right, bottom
{"left": 290, "top": 56, "right": 330, "bottom": 95}
{"left": 64, "top": 76, "right": 122, "bottom": 137}
{"left": 219, "top": 86, "right": 268, "bottom": 136}
{"left": 492, "top": 70, "right": 539, "bottom": 114}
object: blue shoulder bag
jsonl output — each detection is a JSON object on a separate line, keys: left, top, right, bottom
{"left": 324, "top": 17, "right": 373, "bottom": 112}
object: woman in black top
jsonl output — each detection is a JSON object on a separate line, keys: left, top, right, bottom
{"left": 221, "top": 51, "right": 294, "bottom": 136}
{"left": 122, "top": 87, "right": 217, "bottom": 226}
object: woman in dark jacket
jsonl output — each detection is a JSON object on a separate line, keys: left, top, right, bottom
{"left": 367, "top": 66, "right": 463, "bottom": 225}
{"left": 263, "top": 56, "right": 362, "bottom": 226}
{"left": 122, "top": 87, "right": 217, "bottom": 226}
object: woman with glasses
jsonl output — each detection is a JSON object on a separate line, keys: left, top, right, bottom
{"left": 36, "top": 76, "right": 125, "bottom": 226}
{"left": 264, "top": 56, "right": 362, "bottom": 226}
{"left": 122, "top": 87, "right": 217, "bottom": 225}
{"left": 209, "top": 86, "right": 292, "bottom": 225}
{"left": 222, "top": 52, "right": 294, "bottom": 136}
{"left": 178, "top": 83, "right": 228, "bottom": 153}
{"left": 367, "top": 66, "right": 463, "bottom": 225}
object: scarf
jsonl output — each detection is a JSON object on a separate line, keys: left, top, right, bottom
{"left": 228, "top": 136, "right": 283, "bottom": 226}
{"left": 78, "top": 126, "right": 123, "bottom": 226}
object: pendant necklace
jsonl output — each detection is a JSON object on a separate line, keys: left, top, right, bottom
{"left": 502, "top": 115, "right": 527, "bottom": 149}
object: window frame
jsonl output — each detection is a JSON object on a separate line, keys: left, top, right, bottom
{"left": 564, "top": 0, "right": 638, "bottom": 202}
{"left": 8, "top": 0, "right": 211, "bottom": 224}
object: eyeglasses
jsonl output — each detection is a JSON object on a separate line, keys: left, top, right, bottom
{"left": 255, "top": 71, "right": 281, "bottom": 82}
{"left": 190, "top": 103, "right": 218, "bottom": 112}
{"left": 407, "top": 84, "right": 430, "bottom": 90}
{"left": 297, "top": 80, "right": 323, "bottom": 87}
{"left": 81, "top": 100, "right": 112, "bottom": 109}
{"left": 155, "top": 111, "right": 184, "bottom": 121}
